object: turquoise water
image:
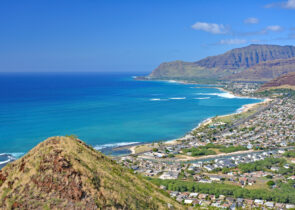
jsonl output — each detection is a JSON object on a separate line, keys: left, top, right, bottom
{"left": 0, "top": 72, "right": 261, "bottom": 160}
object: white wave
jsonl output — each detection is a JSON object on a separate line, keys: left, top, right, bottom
{"left": 169, "top": 97, "right": 186, "bottom": 100}
{"left": 0, "top": 153, "right": 22, "bottom": 165}
{"left": 194, "top": 97, "right": 210, "bottom": 100}
{"left": 150, "top": 98, "right": 169, "bottom": 101}
{"left": 0, "top": 152, "right": 24, "bottom": 158}
{"left": 0, "top": 159, "right": 11, "bottom": 165}
{"left": 236, "top": 107, "right": 244, "bottom": 113}
{"left": 195, "top": 92, "right": 239, "bottom": 99}
{"left": 94, "top": 142, "right": 139, "bottom": 150}
{"left": 167, "top": 80, "right": 177, "bottom": 83}
{"left": 9, "top": 152, "right": 24, "bottom": 158}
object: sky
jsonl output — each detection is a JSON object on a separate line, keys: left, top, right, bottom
{"left": 0, "top": 0, "right": 295, "bottom": 73}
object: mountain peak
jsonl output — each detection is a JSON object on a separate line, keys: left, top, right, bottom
{"left": 0, "top": 136, "right": 181, "bottom": 209}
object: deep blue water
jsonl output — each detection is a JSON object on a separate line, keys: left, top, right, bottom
{"left": 0, "top": 72, "right": 261, "bottom": 161}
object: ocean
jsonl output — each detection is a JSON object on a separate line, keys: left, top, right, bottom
{"left": 0, "top": 72, "right": 261, "bottom": 165}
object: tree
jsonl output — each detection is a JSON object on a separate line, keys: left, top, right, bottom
{"left": 267, "top": 180, "right": 275, "bottom": 187}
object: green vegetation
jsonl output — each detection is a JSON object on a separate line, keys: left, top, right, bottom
{"left": 284, "top": 150, "right": 295, "bottom": 158}
{"left": 183, "top": 144, "right": 248, "bottom": 157}
{"left": 182, "top": 147, "right": 216, "bottom": 157}
{"left": 266, "top": 180, "right": 275, "bottom": 187}
{"left": 149, "top": 178, "right": 295, "bottom": 204}
{"left": 152, "top": 148, "right": 158, "bottom": 152}
{"left": 238, "top": 157, "right": 286, "bottom": 173}
{"left": 219, "top": 145, "right": 248, "bottom": 153}
{"left": 255, "top": 89, "right": 295, "bottom": 99}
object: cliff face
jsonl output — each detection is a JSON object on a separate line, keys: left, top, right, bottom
{"left": 227, "top": 57, "right": 295, "bottom": 82}
{"left": 148, "top": 44, "right": 295, "bottom": 81}
{"left": 259, "top": 72, "right": 295, "bottom": 90}
{"left": 195, "top": 44, "right": 295, "bottom": 70}
{"left": 0, "top": 136, "right": 181, "bottom": 210}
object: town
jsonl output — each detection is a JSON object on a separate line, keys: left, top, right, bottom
{"left": 117, "top": 87, "right": 295, "bottom": 209}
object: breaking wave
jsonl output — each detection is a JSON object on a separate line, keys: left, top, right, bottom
{"left": 94, "top": 142, "right": 139, "bottom": 150}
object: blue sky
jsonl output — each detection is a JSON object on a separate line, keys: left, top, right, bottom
{"left": 0, "top": 0, "right": 295, "bottom": 72}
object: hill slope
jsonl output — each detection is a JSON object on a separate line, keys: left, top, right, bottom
{"left": 226, "top": 57, "right": 295, "bottom": 82}
{"left": 259, "top": 72, "right": 295, "bottom": 91}
{"left": 0, "top": 136, "right": 182, "bottom": 209}
{"left": 147, "top": 44, "right": 295, "bottom": 80}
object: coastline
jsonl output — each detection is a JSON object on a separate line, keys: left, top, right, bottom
{"left": 127, "top": 80, "right": 270, "bottom": 155}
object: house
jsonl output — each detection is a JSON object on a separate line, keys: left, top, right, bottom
{"left": 275, "top": 203, "right": 285, "bottom": 209}
{"left": 184, "top": 199, "right": 193, "bottom": 205}
{"left": 244, "top": 199, "right": 253, "bottom": 206}
{"left": 284, "top": 164, "right": 290, "bottom": 169}
{"left": 286, "top": 204, "right": 295, "bottom": 209}
{"left": 199, "top": 179, "right": 212, "bottom": 183}
{"left": 209, "top": 175, "right": 222, "bottom": 182}
{"left": 254, "top": 199, "right": 264, "bottom": 206}
{"left": 236, "top": 198, "right": 244, "bottom": 207}
{"left": 200, "top": 200, "right": 211, "bottom": 206}
{"left": 278, "top": 149, "right": 285, "bottom": 154}
{"left": 270, "top": 166, "right": 279, "bottom": 172}
{"left": 204, "top": 165, "right": 214, "bottom": 172}
{"left": 219, "top": 195, "right": 226, "bottom": 201}
{"left": 159, "top": 171, "right": 179, "bottom": 180}
{"left": 226, "top": 197, "right": 235, "bottom": 204}
{"left": 153, "top": 152, "right": 167, "bottom": 158}
{"left": 265, "top": 202, "right": 274, "bottom": 208}
{"left": 230, "top": 203, "right": 237, "bottom": 210}
{"left": 198, "top": 194, "right": 208, "bottom": 199}
{"left": 169, "top": 191, "right": 179, "bottom": 197}
{"left": 209, "top": 195, "right": 216, "bottom": 201}
{"left": 189, "top": 193, "right": 199, "bottom": 198}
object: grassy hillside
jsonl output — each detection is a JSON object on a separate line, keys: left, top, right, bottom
{"left": 0, "top": 136, "right": 182, "bottom": 209}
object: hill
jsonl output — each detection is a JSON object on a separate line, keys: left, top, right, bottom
{"left": 259, "top": 72, "right": 295, "bottom": 91}
{"left": 147, "top": 44, "right": 295, "bottom": 81}
{"left": 227, "top": 57, "right": 295, "bottom": 82}
{"left": 0, "top": 136, "right": 182, "bottom": 209}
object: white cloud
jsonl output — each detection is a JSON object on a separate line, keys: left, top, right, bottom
{"left": 265, "top": 0, "right": 295, "bottom": 9}
{"left": 244, "top": 17, "right": 259, "bottom": 24}
{"left": 191, "top": 22, "right": 228, "bottom": 34}
{"left": 265, "top": 25, "right": 283, "bottom": 32}
{"left": 219, "top": 39, "right": 247, "bottom": 45}
{"left": 285, "top": 0, "right": 295, "bottom": 8}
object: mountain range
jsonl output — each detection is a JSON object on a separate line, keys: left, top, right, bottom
{"left": 147, "top": 44, "right": 295, "bottom": 82}
{"left": 0, "top": 136, "right": 181, "bottom": 209}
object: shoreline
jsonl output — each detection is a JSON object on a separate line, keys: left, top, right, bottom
{"left": 126, "top": 80, "right": 270, "bottom": 155}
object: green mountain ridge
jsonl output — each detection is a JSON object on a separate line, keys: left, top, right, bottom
{"left": 147, "top": 44, "right": 295, "bottom": 82}
{"left": 0, "top": 136, "right": 182, "bottom": 209}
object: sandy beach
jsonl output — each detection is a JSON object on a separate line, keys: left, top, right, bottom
{"left": 128, "top": 86, "right": 271, "bottom": 155}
